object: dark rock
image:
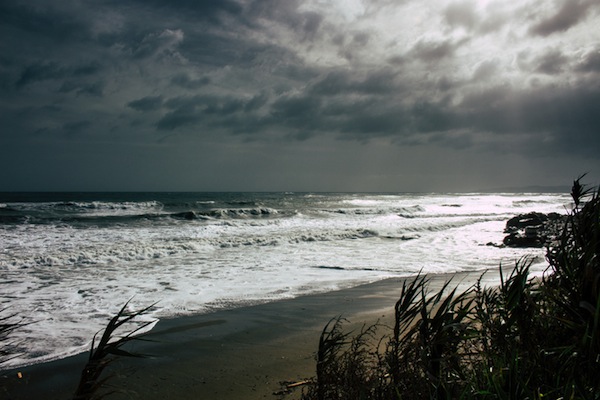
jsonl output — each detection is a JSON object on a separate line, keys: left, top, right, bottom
{"left": 502, "top": 212, "right": 566, "bottom": 248}
{"left": 504, "top": 212, "right": 547, "bottom": 232}
{"left": 524, "top": 226, "right": 539, "bottom": 238}
{"left": 503, "top": 231, "right": 543, "bottom": 248}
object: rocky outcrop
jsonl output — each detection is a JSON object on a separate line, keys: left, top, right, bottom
{"left": 502, "top": 212, "right": 566, "bottom": 248}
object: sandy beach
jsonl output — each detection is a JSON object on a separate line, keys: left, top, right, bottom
{"left": 1, "top": 269, "right": 511, "bottom": 400}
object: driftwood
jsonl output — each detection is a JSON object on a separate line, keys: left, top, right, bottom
{"left": 286, "top": 380, "right": 311, "bottom": 388}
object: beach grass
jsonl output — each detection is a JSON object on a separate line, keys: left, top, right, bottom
{"left": 0, "top": 310, "right": 28, "bottom": 368}
{"left": 301, "top": 176, "right": 600, "bottom": 399}
{"left": 72, "top": 299, "right": 156, "bottom": 400}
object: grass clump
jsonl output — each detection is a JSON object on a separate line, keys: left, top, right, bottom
{"left": 73, "top": 299, "right": 156, "bottom": 400}
{"left": 302, "top": 176, "right": 600, "bottom": 399}
{"left": 0, "top": 310, "right": 28, "bottom": 367}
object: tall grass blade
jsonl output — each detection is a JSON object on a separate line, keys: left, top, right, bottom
{"left": 73, "top": 299, "right": 157, "bottom": 400}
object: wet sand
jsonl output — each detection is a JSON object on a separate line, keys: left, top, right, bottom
{"left": 2, "top": 269, "right": 504, "bottom": 400}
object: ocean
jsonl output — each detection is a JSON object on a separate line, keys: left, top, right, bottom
{"left": 0, "top": 191, "right": 571, "bottom": 368}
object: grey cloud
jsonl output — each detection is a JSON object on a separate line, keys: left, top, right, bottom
{"left": 320, "top": 97, "right": 373, "bottom": 117}
{"left": 534, "top": 49, "right": 570, "bottom": 75}
{"left": 72, "top": 63, "right": 102, "bottom": 76}
{"left": 154, "top": 62, "right": 600, "bottom": 158}
{"left": 269, "top": 94, "right": 323, "bottom": 135}
{"left": 338, "top": 110, "right": 406, "bottom": 137}
{"left": 244, "top": 92, "right": 269, "bottom": 112}
{"left": 128, "top": 96, "right": 164, "bottom": 112}
{"left": 336, "top": 31, "right": 372, "bottom": 61}
{"left": 207, "top": 98, "right": 245, "bottom": 115}
{"left": 352, "top": 32, "right": 371, "bottom": 47}
{"left": 444, "top": 1, "right": 477, "bottom": 31}
{"left": 299, "top": 12, "right": 323, "bottom": 42}
{"left": 246, "top": 0, "right": 324, "bottom": 41}
{"left": 16, "top": 61, "right": 100, "bottom": 88}
{"left": 170, "top": 74, "right": 211, "bottom": 89}
{"left": 455, "top": 83, "right": 600, "bottom": 156}
{"left": 530, "top": 0, "right": 597, "bottom": 36}
{"left": 387, "top": 55, "right": 406, "bottom": 65}
{"left": 436, "top": 76, "right": 456, "bottom": 92}
{"left": 443, "top": 1, "right": 509, "bottom": 35}
{"left": 309, "top": 69, "right": 398, "bottom": 96}
{"left": 156, "top": 93, "right": 269, "bottom": 131}
{"left": 409, "top": 39, "right": 465, "bottom": 63}
{"left": 271, "top": 71, "right": 600, "bottom": 158}
{"left": 331, "top": 33, "right": 345, "bottom": 47}
{"left": 128, "top": 0, "right": 244, "bottom": 24}
{"left": 410, "top": 101, "right": 455, "bottom": 134}
{"left": 63, "top": 120, "right": 92, "bottom": 137}
{"left": 272, "top": 62, "right": 320, "bottom": 82}
{"left": 1, "top": 0, "right": 599, "bottom": 192}
{"left": 132, "top": 29, "right": 184, "bottom": 60}
{"left": 58, "top": 78, "right": 105, "bottom": 97}
{"left": 477, "top": 10, "right": 510, "bottom": 34}
{"left": 471, "top": 60, "right": 499, "bottom": 81}
{"left": 266, "top": 92, "right": 441, "bottom": 142}
{"left": 177, "top": 33, "right": 243, "bottom": 68}
{"left": 180, "top": 32, "right": 298, "bottom": 72}
{"left": 156, "top": 106, "right": 201, "bottom": 131}
{"left": 16, "top": 62, "right": 66, "bottom": 88}
{"left": 0, "top": 2, "right": 91, "bottom": 44}
{"left": 164, "top": 95, "right": 244, "bottom": 115}
{"left": 332, "top": 100, "right": 455, "bottom": 142}
{"left": 576, "top": 48, "right": 600, "bottom": 72}
{"left": 517, "top": 48, "right": 575, "bottom": 76}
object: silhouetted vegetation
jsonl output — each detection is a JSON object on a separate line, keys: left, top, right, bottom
{"left": 73, "top": 300, "right": 156, "bottom": 400}
{"left": 302, "top": 176, "right": 600, "bottom": 399}
{"left": 0, "top": 310, "right": 27, "bottom": 367}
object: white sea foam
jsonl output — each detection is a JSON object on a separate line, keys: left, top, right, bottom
{"left": 0, "top": 192, "right": 570, "bottom": 367}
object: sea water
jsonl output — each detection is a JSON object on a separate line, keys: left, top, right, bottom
{"left": 0, "top": 192, "right": 571, "bottom": 367}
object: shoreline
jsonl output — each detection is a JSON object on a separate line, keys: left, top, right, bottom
{"left": 1, "top": 267, "right": 532, "bottom": 399}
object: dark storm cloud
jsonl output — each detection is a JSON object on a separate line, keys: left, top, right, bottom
{"left": 131, "top": 29, "right": 184, "bottom": 60}
{"left": 533, "top": 49, "right": 570, "bottom": 75}
{"left": 244, "top": 92, "right": 270, "bottom": 112}
{"left": 246, "top": 0, "right": 324, "bottom": 41}
{"left": 16, "top": 61, "right": 101, "bottom": 88}
{"left": 269, "top": 95, "right": 322, "bottom": 132}
{"left": 170, "top": 74, "right": 211, "bottom": 90}
{"left": 63, "top": 81, "right": 105, "bottom": 97}
{"left": 335, "top": 31, "right": 373, "bottom": 61}
{"left": 454, "top": 83, "right": 600, "bottom": 155}
{"left": 253, "top": 67, "right": 600, "bottom": 158}
{"left": 576, "top": 47, "right": 600, "bottom": 73}
{"left": 0, "top": 2, "right": 90, "bottom": 43}
{"left": 309, "top": 69, "right": 399, "bottom": 96}
{"left": 1, "top": 0, "right": 599, "bottom": 191}
{"left": 156, "top": 107, "right": 202, "bottom": 131}
{"left": 16, "top": 62, "right": 68, "bottom": 88}
{"left": 128, "top": 96, "right": 165, "bottom": 112}
{"left": 156, "top": 93, "right": 269, "bottom": 131}
{"left": 128, "top": 0, "right": 244, "bottom": 24}
{"left": 409, "top": 38, "right": 466, "bottom": 63}
{"left": 530, "top": 0, "right": 598, "bottom": 36}
{"left": 64, "top": 120, "right": 92, "bottom": 132}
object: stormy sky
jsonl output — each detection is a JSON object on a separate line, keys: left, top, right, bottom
{"left": 1, "top": 0, "right": 599, "bottom": 192}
